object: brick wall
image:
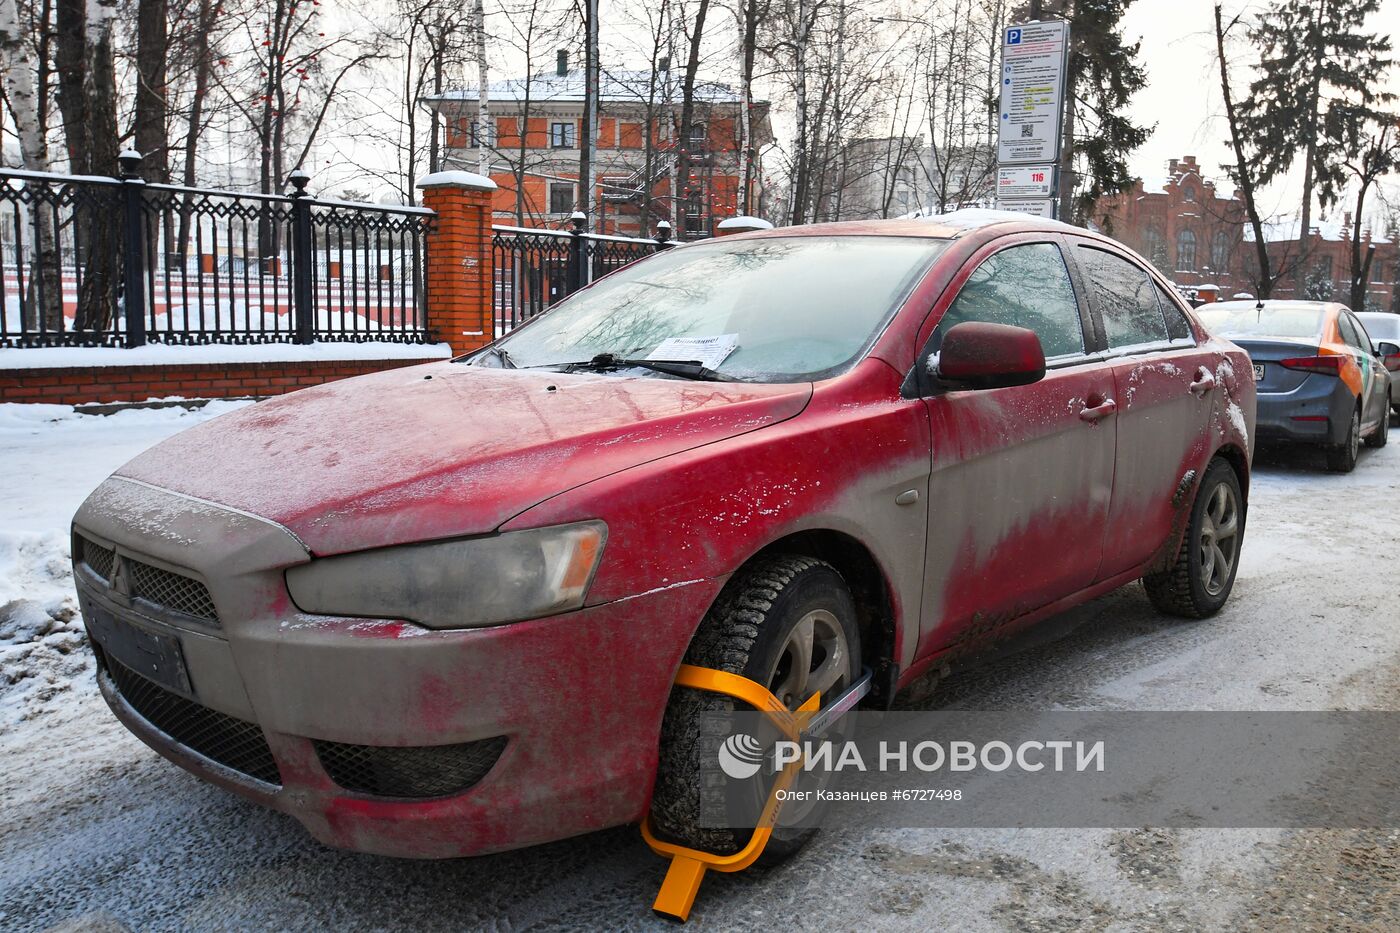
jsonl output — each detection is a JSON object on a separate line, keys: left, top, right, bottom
{"left": 0, "top": 357, "right": 431, "bottom": 406}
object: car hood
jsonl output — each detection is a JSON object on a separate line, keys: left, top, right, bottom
{"left": 114, "top": 362, "right": 812, "bottom": 555}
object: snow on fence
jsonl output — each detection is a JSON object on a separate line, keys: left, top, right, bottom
{"left": 0, "top": 157, "right": 433, "bottom": 348}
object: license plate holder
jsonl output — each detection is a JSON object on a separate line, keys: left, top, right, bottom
{"left": 86, "top": 602, "right": 192, "bottom": 695}
{"left": 1252, "top": 363, "right": 1265, "bottom": 381}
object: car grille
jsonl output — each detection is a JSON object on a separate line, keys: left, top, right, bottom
{"left": 79, "top": 537, "right": 116, "bottom": 581}
{"left": 97, "top": 645, "right": 281, "bottom": 786}
{"left": 314, "top": 736, "right": 507, "bottom": 799}
{"left": 78, "top": 534, "right": 219, "bottom": 624}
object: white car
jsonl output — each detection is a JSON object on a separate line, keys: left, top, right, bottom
{"left": 1356, "top": 311, "right": 1400, "bottom": 416}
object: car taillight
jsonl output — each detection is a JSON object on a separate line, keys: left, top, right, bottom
{"left": 1278, "top": 355, "right": 1344, "bottom": 375}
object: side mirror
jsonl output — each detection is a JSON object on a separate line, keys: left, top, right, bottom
{"left": 936, "top": 321, "right": 1047, "bottom": 390}
{"left": 1378, "top": 341, "right": 1400, "bottom": 372}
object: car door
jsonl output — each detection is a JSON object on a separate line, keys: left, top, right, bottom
{"left": 1068, "top": 241, "right": 1219, "bottom": 581}
{"left": 912, "top": 237, "right": 1116, "bottom": 658}
{"left": 1341, "top": 311, "right": 1388, "bottom": 433}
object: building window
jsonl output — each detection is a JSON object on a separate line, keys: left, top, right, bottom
{"left": 1211, "top": 231, "right": 1230, "bottom": 270}
{"left": 550, "top": 122, "right": 576, "bottom": 148}
{"left": 469, "top": 121, "right": 494, "bottom": 147}
{"left": 1176, "top": 229, "right": 1197, "bottom": 270}
{"left": 548, "top": 182, "right": 574, "bottom": 215}
{"left": 1182, "top": 184, "right": 1196, "bottom": 202}
{"left": 1143, "top": 226, "right": 1166, "bottom": 266}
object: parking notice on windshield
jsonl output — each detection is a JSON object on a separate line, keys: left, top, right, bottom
{"left": 648, "top": 335, "right": 739, "bottom": 370}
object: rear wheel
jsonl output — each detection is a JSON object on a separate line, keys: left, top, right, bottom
{"left": 1364, "top": 396, "right": 1389, "bottom": 448}
{"left": 650, "top": 555, "right": 860, "bottom": 861}
{"left": 1143, "top": 458, "right": 1244, "bottom": 618}
{"left": 1326, "top": 407, "right": 1361, "bottom": 472}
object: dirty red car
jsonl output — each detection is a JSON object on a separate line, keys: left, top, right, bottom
{"left": 72, "top": 211, "right": 1255, "bottom": 861}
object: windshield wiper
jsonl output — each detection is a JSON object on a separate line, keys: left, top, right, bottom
{"left": 554, "top": 353, "right": 733, "bottom": 381}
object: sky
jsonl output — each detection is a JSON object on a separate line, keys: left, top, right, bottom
{"left": 1120, "top": 0, "right": 1400, "bottom": 221}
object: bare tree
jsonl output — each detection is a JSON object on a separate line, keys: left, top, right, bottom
{"left": 0, "top": 0, "right": 62, "bottom": 328}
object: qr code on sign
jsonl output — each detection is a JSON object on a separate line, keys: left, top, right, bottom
{"left": 1021, "top": 124, "right": 1034, "bottom": 138}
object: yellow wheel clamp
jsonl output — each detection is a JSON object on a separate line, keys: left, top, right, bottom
{"left": 642, "top": 663, "right": 872, "bottom": 921}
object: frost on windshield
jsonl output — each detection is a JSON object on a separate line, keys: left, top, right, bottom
{"left": 493, "top": 236, "right": 946, "bottom": 380}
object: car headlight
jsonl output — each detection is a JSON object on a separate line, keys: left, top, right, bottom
{"left": 285, "top": 521, "right": 606, "bottom": 629}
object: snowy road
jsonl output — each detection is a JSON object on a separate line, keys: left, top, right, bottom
{"left": 2, "top": 403, "right": 1399, "bottom": 931}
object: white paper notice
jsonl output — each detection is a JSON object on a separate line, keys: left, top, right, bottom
{"left": 647, "top": 334, "right": 739, "bottom": 369}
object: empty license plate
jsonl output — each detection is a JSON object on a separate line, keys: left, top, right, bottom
{"left": 86, "top": 602, "right": 191, "bottom": 695}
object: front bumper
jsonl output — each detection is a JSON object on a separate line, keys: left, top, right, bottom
{"left": 1254, "top": 374, "right": 1354, "bottom": 447}
{"left": 74, "top": 477, "right": 723, "bottom": 858}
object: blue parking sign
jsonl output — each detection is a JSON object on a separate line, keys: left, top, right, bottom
{"left": 1006, "top": 28, "right": 1022, "bottom": 44}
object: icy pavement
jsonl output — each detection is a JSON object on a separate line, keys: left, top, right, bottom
{"left": 1, "top": 404, "right": 1398, "bottom": 931}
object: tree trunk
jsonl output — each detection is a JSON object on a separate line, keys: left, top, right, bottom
{"left": 73, "top": 0, "right": 121, "bottom": 332}
{"left": 1056, "top": 1, "right": 1078, "bottom": 222}
{"left": 474, "top": 0, "right": 490, "bottom": 177}
{"left": 738, "top": 0, "right": 757, "bottom": 215}
{"left": 134, "top": 0, "right": 169, "bottom": 182}
{"left": 675, "top": 0, "right": 710, "bottom": 236}
{"left": 177, "top": 0, "right": 216, "bottom": 266}
{"left": 1215, "top": 4, "right": 1273, "bottom": 298}
{"left": 1, "top": 0, "right": 63, "bottom": 330}
{"left": 1296, "top": 0, "right": 1329, "bottom": 292}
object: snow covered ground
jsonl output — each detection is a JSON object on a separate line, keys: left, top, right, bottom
{"left": 0, "top": 404, "right": 1398, "bottom": 931}
{"left": 0, "top": 401, "right": 249, "bottom": 726}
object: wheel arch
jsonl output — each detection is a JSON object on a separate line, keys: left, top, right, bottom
{"left": 700, "top": 528, "right": 901, "bottom": 706}
{"left": 1213, "top": 441, "right": 1250, "bottom": 505}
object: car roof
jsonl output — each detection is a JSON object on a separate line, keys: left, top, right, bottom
{"left": 727, "top": 208, "right": 1088, "bottom": 243}
{"left": 1206, "top": 299, "right": 1345, "bottom": 317}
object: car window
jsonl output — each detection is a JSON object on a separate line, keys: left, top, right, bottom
{"left": 1076, "top": 246, "right": 1169, "bottom": 349}
{"left": 934, "top": 243, "right": 1085, "bottom": 359}
{"left": 1155, "top": 283, "right": 1194, "bottom": 341}
{"left": 1196, "top": 304, "right": 1325, "bottom": 339}
{"left": 1358, "top": 313, "right": 1400, "bottom": 342}
{"left": 1338, "top": 313, "right": 1366, "bottom": 352}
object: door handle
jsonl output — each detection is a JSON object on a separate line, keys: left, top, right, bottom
{"left": 1079, "top": 398, "right": 1117, "bottom": 422}
{"left": 1189, "top": 368, "right": 1216, "bottom": 395}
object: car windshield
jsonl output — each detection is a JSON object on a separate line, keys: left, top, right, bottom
{"left": 477, "top": 235, "right": 947, "bottom": 381}
{"left": 1357, "top": 313, "right": 1400, "bottom": 343}
{"left": 1196, "top": 304, "right": 1324, "bottom": 340}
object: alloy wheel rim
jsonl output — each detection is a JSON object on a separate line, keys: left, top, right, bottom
{"left": 1198, "top": 481, "right": 1240, "bottom": 597}
{"left": 1351, "top": 411, "right": 1361, "bottom": 459}
{"left": 770, "top": 608, "right": 849, "bottom": 710}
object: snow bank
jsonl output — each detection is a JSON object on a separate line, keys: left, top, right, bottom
{"left": 0, "top": 341, "right": 452, "bottom": 371}
{"left": 0, "top": 400, "right": 249, "bottom": 726}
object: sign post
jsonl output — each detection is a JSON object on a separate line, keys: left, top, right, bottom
{"left": 996, "top": 20, "right": 1069, "bottom": 218}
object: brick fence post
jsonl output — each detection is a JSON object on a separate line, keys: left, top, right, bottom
{"left": 417, "top": 171, "right": 498, "bottom": 355}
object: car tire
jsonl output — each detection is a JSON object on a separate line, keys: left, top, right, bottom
{"left": 1326, "top": 407, "right": 1361, "bottom": 472}
{"left": 650, "top": 555, "right": 860, "bottom": 862}
{"left": 1143, "top": 458, "right": 1245, "bottom": 619}
{"left": 1364, "top": 397, "right": 1389, "bottom": 448}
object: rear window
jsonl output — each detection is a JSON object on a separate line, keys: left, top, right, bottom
{"left": 1358, "top": 314, "right": 1400, "bottom": 342}
{"left": 1196, "top": 305, "right": 1324, "bottom": 340}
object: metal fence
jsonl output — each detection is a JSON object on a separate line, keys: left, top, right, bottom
{"left": 1, "top": 154, "right": 433, "bottom": 348}
{"left": 492, "top": 215, "right": 672, "bottom": 337}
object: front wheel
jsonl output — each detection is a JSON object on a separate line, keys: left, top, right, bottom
{"left": 1143, "top": 458, "right": 1245, "bottom": 618}
{"left": 650, "top": 555, "right": 860, "bottom": 861}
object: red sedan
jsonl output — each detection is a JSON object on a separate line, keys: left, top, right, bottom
{"left": 72, "top": 212, "right": 1254, "bottom": 860}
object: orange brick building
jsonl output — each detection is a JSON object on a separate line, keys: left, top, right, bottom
{"left": 426, "top": 64, "right": 773, "bottom": 239}
{"left": 1093, "top": 155, "right": 1398, "bottom": 310}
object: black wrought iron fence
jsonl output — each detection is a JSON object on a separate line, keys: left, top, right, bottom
{"left": 492, "top": 216, "right": 672, "bottom": 337}
{"left": 0, "top": 154, "right": 433, "bottom": 348}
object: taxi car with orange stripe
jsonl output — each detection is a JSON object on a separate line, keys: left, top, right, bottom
{"left": 1197, "top": 300, "right": 1390, "bottom": 472}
